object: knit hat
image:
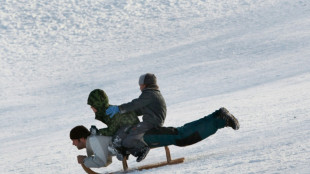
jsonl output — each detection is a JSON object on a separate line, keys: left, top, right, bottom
{"left": 139, "top": 73, "right": 157, "bottom": 86}
{"left": 70, "top": 125, "right": 91, "bottom": 140}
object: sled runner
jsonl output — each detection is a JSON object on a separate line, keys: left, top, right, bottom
{"left": 81, "top": 146, "right": 185, "bottom": 174}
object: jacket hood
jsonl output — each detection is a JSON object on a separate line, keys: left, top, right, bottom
{"left": 144, "top": 84, "right": 159, "bottom": 90}
{"left": 87, "top": 89, "right": 110, "bottom": 122}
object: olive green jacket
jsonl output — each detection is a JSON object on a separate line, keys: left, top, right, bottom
{"left": 88, "top": 89, "right": 140, "bottom": 136}
{"left": 97, "top": 111, "right": 140, "bottom": 136}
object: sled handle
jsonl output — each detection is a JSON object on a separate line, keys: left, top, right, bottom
{"left": 81, "top": 163, "right": 99, "bottom": 174}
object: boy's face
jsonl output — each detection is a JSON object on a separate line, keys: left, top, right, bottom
{"left": 91, "top": 106, "right": 97, "bottom": 113}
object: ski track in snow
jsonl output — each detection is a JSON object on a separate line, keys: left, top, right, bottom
{"left": 0, "top": 0, "right": 309, "bottom": 173}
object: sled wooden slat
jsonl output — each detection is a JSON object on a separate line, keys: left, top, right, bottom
{"left": 165, "top": 146, "right": 172, "bottom": 162}
{"left": 81, "top": 163, "right": 99, "bottom": 174}
{"left": 121, "top": 146, "right": 184, "bottom": 171}
{"left": 81, "top": 146, "right": 184, "bottom": 174}
{"left": 122, "top": 155, "right": 128, "bottom": 171}
{"left": 136, "top": 157, "right": 185, "bottom": 171}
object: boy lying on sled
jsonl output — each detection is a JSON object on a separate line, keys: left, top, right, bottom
{"left": 70, "top": 107, "right": 239, "bottom": 168}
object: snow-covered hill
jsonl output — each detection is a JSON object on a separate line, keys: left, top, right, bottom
{"left": 0, "top": 0, "right": 309, "bottom": 173}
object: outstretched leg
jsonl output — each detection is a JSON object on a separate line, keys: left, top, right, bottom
{"left": 143, "top": 107, "right": 239, "bottom": 148}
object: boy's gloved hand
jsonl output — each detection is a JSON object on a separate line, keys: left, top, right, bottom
{"left": 106, "top": 105, "right": 120, "bottom": 118}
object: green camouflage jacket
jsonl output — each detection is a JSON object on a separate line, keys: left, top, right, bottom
{"left": 87, "top": 89, "right": 140, "bottom": 136}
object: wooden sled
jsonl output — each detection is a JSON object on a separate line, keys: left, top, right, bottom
{"left": 81, "top": 146, "right": 185, "bottom": 174}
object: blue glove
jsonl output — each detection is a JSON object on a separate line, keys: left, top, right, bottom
{"left": 106, "top": 105, "right": 120, "bottom": 118}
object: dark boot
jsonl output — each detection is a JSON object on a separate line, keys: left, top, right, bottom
{"left": 217, "top": 107, "right": 240, "bottom": 130}
{"left": 108, "top": 144, "right": 125, "bottom": 161}
{"left": 135, "top": 146, "right": 150, "bottom": 162}
{"left": 109, "top": 134, "right": 126, "bottom": 161}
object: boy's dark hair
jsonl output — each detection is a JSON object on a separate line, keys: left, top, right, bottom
{"left": 70, "top": 125, "right": 91, "bottom": 140}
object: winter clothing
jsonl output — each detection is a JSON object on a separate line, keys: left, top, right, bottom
{"left": 106, "top": 105, "right": 120, "bottom": 118}
{"left": 216, "top": 107, "right": 240, "bottom": 130}
{"left": 87, "top": 89, "right": 109, "bottom": 119}
{"left": 87, "top": 89, "right": 140, "bottom": 136}
{"left": 117, "top": 81, "right": 167, "bottom": 161}
{"left": 143, "top": 108, "right": 229, "bottom": 147}
{"left": 113, "top": 108, "right": 229, "bottom": 149}
{"left": 84, "top": 135, "right": 113, "bottom": 168}
{"left": 121, "top": 122, "right": 154, "bottom": 161}
{"left": 119, "top": 88, "right": 167, "bottom": 127}
{"left": 135, "top": 146, "right": 150, "bottom": 162}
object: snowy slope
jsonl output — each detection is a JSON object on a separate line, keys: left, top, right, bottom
{"left": 0, "top": 0, "right": 310, "bottom": 173}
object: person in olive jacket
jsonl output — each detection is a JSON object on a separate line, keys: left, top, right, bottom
{"left": 106, "top": 73, "right": 167, "bottom": 162}
{"left": 87, "top": 89, "right": 140, "bottom": 136}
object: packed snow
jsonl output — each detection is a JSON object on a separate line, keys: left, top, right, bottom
{"left": 0, "top": 0, "right": 309, "bottom": 173}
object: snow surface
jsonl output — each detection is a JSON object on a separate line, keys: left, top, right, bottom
{"left": 1, "top": 0, "right": 310, "bottom": 173}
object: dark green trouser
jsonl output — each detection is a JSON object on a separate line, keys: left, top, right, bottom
{"left": 143, "top": 110, "right": 226, "bottom": 148}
